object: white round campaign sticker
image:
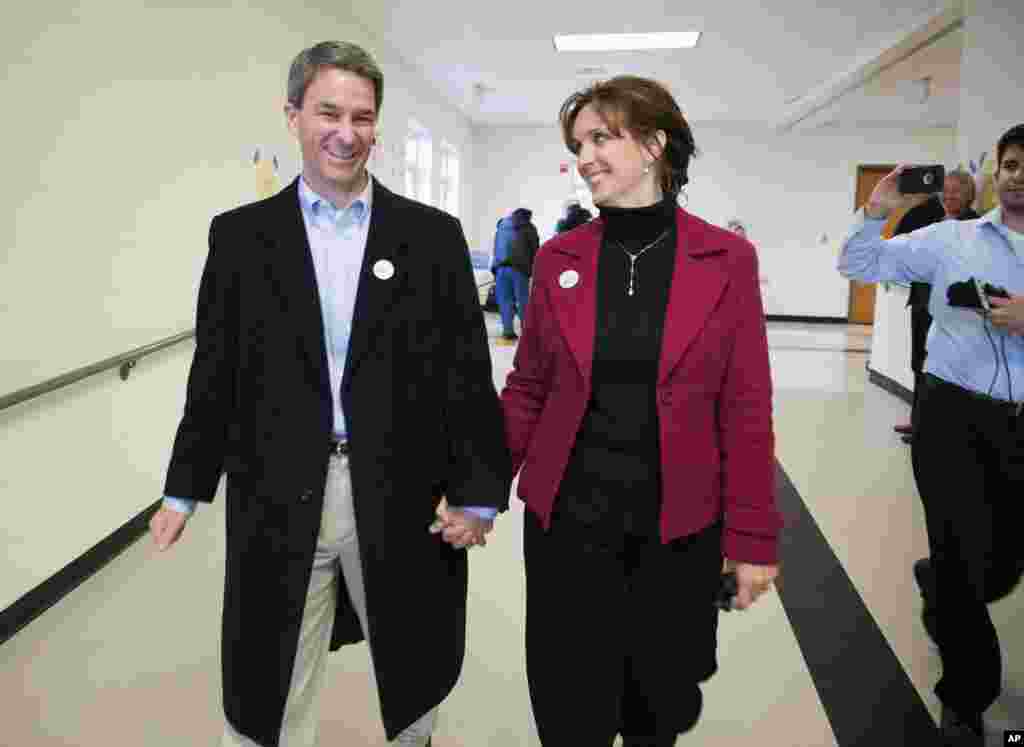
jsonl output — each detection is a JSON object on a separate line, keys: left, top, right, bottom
{"left": 373, "top": 259, "right": 395, "bottom": 280}
{"left": 559, "top": 270, "right": 579, "bottom": 289}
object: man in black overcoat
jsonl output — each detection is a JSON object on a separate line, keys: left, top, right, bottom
{"left": 149, "top": 41, "right": 510, "bottom": 747}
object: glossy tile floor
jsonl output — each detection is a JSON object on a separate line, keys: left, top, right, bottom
{"left": 4, "top": 319, "right": 1022, "bottom": 745}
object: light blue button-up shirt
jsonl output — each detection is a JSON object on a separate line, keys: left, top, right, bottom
{"left": 165, "top": 177, "right": 496, "bottom": 521}
{"left": 839, "top": 206, "right": 1024, "bottom": 400}
{"left": 299, "top": 175, "right": 371, "bottom": 441}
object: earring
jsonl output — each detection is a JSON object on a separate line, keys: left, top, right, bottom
{"left": 643, "top": 163, "right": 652, "bottom": 175}
{"left": 677, "top": 188, "right": 688, "bottom": 208}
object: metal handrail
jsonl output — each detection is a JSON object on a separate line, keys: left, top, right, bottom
{"left": 0, "top": 330, "right": 195, "bottom": 413}
{"left": 1, "top": 277, "right": 499, "bottom": 414}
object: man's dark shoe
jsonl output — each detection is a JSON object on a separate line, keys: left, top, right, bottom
{"left": 940, "top": 705, "right": 983, "bottom": 745}
{"left": 901, "top": 433, "right": 914, "bottom": 444}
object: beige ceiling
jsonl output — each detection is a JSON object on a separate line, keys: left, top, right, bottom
{"left": 351, "top": 0, "right": 964, "bottom": 131}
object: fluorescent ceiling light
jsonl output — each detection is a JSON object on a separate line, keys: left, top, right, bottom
{"left": 553, "top": 32, "right": 701, "bottom": 52}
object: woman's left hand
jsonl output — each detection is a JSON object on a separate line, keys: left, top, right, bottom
{"left": 723, "top": 558, "right": 779, "bottom": 610}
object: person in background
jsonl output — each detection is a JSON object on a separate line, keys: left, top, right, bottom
{"left": 491, "top": 207, "right": 540, "bottom": 344}
{"left": 502, "top": 75, "right": 781, "bottom": 746}
{"left": 556, "top": 199, "right": 593, "bottom": 233}
{"left": 892, "top": 193, "right": 949, "bottom": 444}
{"left": 726, "top": 218, "right": 747, "bottom": 238}
{"left": 895, "top": 170, "right": 982, "bottom": 444}
{"left": 148, "top": 40, "right": 510, "bottom": 747}
{"left": 838, "top": 124, "right": 1024, "bottom": 745}
{"left": 943, "top": 168, "right": 981, "bottom": 222}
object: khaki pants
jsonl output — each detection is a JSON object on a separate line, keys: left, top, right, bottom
{"left": 222, "top": 453, "right": 437, "bottom": 746}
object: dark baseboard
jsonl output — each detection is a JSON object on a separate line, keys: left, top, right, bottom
{"left": 868, "top": 367, "right": 914, "bottom": 405}
{"left": 766, "top": 315, "right": 859, "bottom": 325}
{"left": 0, "top": 499, "right": 162, "bottom": 647}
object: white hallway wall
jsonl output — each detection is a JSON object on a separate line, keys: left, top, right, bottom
{"left": 1, "top": 0, "right": 474, "bottom": 613}
{"left": 472, "top": 123, "right": 956, "bottom": 318}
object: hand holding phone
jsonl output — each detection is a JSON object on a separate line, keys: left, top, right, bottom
{"left": 898, "top": 165, "right": 945, "bottom": 194}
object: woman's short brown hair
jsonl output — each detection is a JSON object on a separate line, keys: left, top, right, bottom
{"left": 559, "top": 75, "right": 697, "bottom": 196}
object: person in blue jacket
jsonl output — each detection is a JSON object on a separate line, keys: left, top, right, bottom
{"left": 491, "top": 208, "right": 540, "bottom": 343}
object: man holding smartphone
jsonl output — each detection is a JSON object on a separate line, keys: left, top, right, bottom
{"left": 838, "top": 124, "right": 1024, "bottom": 745}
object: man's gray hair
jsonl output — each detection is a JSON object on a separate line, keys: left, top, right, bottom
{"left": 946, "top": 168, "right": 976, "bottom": 204}
{"left": 287, "top": 41, "right": 384, "bottom": 111}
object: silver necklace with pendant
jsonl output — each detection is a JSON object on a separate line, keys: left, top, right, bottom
{"left": 611, "top": 228, "right": 670, "bottom": 297}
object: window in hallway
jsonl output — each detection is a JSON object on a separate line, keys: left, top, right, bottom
{"left": 439, "top": 141, "right": 460, "bottom": 218}
{"left": 405, "top": 120, "right": 433, "bottom": 205}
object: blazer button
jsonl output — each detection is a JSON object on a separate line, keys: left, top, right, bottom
{"left": 300, "top": 489, "right": 313, "bottom": 503}
{"left": 660, "top": 391, "right": 673, "bottom": 405}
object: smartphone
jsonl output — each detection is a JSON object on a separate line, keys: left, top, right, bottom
{"left": 898, "top": 165, "right": 945, "bottom": 194}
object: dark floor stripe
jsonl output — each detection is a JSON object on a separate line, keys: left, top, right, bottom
{"left": 867, "top": 367, "right": 914, "bottom": 405}
{"left": 773, "top": 460, "right": 938, "bottom": 746}
{"left": 0, "top": 499, "right": 161, "bottom": 647}
{"left": 769, "top": 344, "right": 870, "bottom": 354}
{"left": 766, "top": 315, "right": 857, "bottom": 325}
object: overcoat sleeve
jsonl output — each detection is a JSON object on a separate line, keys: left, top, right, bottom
{"left": 163, "top": 215, "right": 237, "bottom": 503}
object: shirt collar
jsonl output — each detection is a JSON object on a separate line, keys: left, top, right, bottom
{"left": 299, "top": 174, "right": 372, "bottom": 227}
{"left": 978, "top": 206, "right": 1004, "bottom": 228}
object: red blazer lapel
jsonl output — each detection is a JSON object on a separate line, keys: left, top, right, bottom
{"left": 658, "top": 209, "right": 730, "bottom": 385}
{"left": 548, "top": 220, "right": 602, "bottom": 383}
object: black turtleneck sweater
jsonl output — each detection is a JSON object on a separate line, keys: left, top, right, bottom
{"left": 554, "top": 196, "right": 678, "bottom": 538}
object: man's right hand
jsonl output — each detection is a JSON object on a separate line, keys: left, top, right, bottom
{"left": 866, "top": 164, "right": 916, "bottom": 219}
{"left": 150, "top": 506, "right": 188, "bottom": 551}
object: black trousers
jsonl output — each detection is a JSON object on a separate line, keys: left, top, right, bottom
{"left": 909, "top": 306, "right": 932, "bottom": 431}
{"left": 523, "top": 508, "right": 722, "bottom": 746}
{"left": 910, "top": 375, "right": 1024, "bottom": 716}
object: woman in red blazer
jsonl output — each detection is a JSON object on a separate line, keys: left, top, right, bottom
{"left": 500, "top": 76, "right": 782, "bottom": 746}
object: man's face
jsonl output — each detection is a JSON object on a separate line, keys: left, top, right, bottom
{"left": 285, "top": 67, "right": 377, "bottom": 202}
{"left": 995, "top": 144, "right": 1024, "bottom": 215}
{"left": 942, "top": 175, "right": 967, "bottom": 217}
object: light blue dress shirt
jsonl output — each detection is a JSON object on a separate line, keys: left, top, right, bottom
{"left": 165, "top": 177, "right": 496, "bottom": 521}
{"left": 839, "top": 206, "right": 1024, "bottom": 401}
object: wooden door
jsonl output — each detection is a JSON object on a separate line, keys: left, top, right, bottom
{"left": 848, "top": 165, "right": 896, "bottom": 324}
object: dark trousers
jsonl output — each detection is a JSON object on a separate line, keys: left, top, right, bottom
{"left": 909, "top": 306, "right": 932, "bottom": 431}
{"left": 910, "top": 375, "right": 1024, "bottom": 716}
{"left": 523, "top": 509, "right": 721, "bottom": 745}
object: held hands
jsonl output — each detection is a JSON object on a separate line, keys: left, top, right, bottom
{"left": 988, "top": 294, "right": 1024, "bottom": 335}
{"left": 429, "top": 497, "right": 493, "bottom": 550}
{"left": 149, "top": 506, "right": 189, "bottom": 551}
{"left": 723, "top": 558, "right": 780, "bottom": 611}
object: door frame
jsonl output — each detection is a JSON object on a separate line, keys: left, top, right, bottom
{"left": 849, "top": 164, "right": 897, "bottom": 323}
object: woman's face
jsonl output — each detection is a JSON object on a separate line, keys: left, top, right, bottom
{"left": 571, "top": 103, "right": 661, "bottom": 208}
